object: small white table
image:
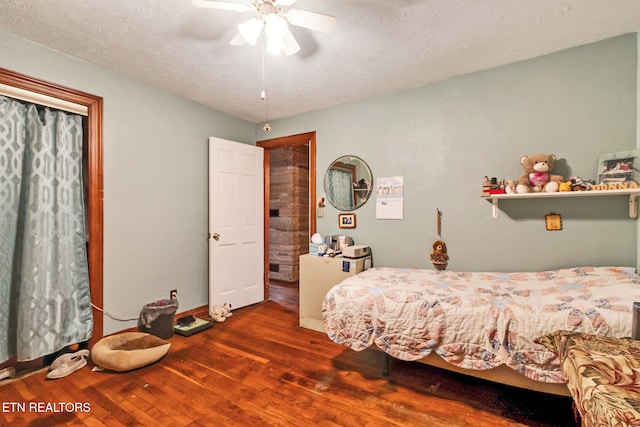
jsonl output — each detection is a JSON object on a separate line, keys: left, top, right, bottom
{"left": 298, "top": 254, "right": 371, "bottom": 332}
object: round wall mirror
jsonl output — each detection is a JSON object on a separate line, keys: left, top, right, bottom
{"left": 324, "top": 155, "right": 373, "bottom": 211}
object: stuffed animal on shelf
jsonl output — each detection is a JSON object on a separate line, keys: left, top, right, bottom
{"left": 516, "top": 154, "right": 563, "bottom": 193}
{"left": 210, "top": 303, "right": 233, "bottom": 323}
{"left": 505, "top": 180, "right": 517, "bottom": 194}
{"left": 430, "top": 240, "right": 449, "bottom": 271}
{"left": 568, "top": 176, "right": 594, "bottom": 191}
{"left": 558, "top": 181, "right": 572, "bottom": 192}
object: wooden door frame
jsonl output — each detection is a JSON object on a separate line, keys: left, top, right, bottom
{"left": 0, "top": 67, "right": 104, "bottom": 348}
{"left": 257, "top": 131, "right": 316, "bottom": 299}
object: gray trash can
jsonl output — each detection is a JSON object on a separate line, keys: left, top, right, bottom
{"left": 139, "top": 299, "right": 179, "bottom": 339}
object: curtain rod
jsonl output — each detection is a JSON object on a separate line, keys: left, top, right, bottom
{"left": 0, "top": 82, "right": 88, "bottom": 116}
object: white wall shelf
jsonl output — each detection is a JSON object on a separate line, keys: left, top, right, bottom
{"left": 481, "top": 188, "right": 640, "bottom": 219}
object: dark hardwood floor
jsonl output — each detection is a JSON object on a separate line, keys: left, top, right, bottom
{"left": 0, "top": 281, "right": 577, "bottom": 426}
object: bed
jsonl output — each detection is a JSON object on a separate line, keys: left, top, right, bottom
{"left": 322, "top": 266, "right": 640, "bottom": 396}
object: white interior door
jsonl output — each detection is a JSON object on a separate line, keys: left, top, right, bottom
{"left": 209, "top": 137, "right": 264, "bottom": 312}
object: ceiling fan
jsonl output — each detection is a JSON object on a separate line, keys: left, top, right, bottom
{"left": 192, "top": 0, "right": 336, "bottom": 56}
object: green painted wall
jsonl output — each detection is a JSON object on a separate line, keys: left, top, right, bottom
{"left": 0, "top": 30, "right": 255, "bottom": 334}
{"left": 1, "top": 29, "right": 637, "bottom": 335}
{"left": 260, "top": 34, "right": 638, "bottom": 271}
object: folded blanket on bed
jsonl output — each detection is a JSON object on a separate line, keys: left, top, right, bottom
{"left": 322, "top": 266, "right": 640, "bottom": 384}
{"left": 537, "top": 330, "right": 640, "bottom": 427}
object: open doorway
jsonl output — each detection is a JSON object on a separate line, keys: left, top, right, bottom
{"left": 257, "top": 132, "right": 316, "bottom": 299}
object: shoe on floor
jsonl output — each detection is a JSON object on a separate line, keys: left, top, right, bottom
{"left": 47, "top": 350, "right": 90, "bottom": 379}
{"left": 50, "top": 349, "right": 90, "bottom": 371}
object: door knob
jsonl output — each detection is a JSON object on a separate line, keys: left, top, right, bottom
{"left": 211, "top": 232, "right": 220, "bottom": 241}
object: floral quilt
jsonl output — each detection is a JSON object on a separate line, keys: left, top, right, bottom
{"left": 537, "top": 330, "right": 640, "bottom": 426}
{"left": 321, "top": 266, "right": 640, "bottom": 383}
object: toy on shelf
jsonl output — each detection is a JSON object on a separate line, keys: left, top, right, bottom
{"left": 516, "top": 154, "right": 563, "bottom": 193}
{"left": 558, "top": 181, "right": 572, "bottom": 192}
{"left": 482, "top": 176, "right": 492, "bottom": 192}
{"left": 592, "top": 181, "right": 638, "bottom": 191}
{"left": 568, "top": 176, "right": 595, "bottom": 191}
{"left": 482, "top": 176, "right": 506, "bottom": 194}
{"left": 505, "top": 180, "right": 516, "bottom": 194}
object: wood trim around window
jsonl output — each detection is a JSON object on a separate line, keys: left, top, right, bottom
{"left": 0, "top": 67, "right": 104, "bottom": 348}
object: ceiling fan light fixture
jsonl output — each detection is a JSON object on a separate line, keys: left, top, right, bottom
{"left": 266, "top": 37, "right": 285, "bottom": 55}
{"left": 282, "top": 30, "right": 300, "bottom": 56}
{"left": 193, "top": 0, "right": 336, "bottom": 54}
{"left": 265, "top": 14, "right": 288, "bottom": 40}
{"left": 238, "top": 18, "right": 264, "bottom": 46}
{"left": 264, "top": 14, "right": 296, "bottom": 55}
{"left": 229, "top": 32, "right": 246, "bottom": 46}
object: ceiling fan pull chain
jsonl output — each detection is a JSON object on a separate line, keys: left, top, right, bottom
{"left": 261, "top": 41, "right": 271, "bottom": 131}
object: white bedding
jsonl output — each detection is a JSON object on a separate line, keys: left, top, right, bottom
{"left": 322, "top": 266, "right": 640, "bottom": 383}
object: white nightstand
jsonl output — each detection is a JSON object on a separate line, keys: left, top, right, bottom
{"left": 299, "top": 254, "right": 371, "bottom": 332}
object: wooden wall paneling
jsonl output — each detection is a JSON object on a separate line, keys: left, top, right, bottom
{"left": 257, "top": 132, "right": 316, "bottom": 296}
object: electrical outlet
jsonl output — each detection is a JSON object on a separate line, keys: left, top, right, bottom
{"left": 170, "top": 289, "right": 178, "bottom": 300}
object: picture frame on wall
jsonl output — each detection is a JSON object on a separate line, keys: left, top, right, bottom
{"left": 338, "top": 213, "right": 356, "bottom": 229}
{"left": 596, "top": 149, "right": 640, "bottom": 186}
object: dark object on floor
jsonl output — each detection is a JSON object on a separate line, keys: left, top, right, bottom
{"left": 177, "top": 315, "right": 196, "bottom": 326}
{"left": 174, "top": 318, "right": 213, "bottom": 337}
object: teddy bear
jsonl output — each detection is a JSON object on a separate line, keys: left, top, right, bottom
{"left": 210, "top": 303, "right": 233, "bottom": 323}
{"left": 516, "top": 154, "right": 563, "bottom": 193}
{"left": 429, "top": 240, "right": 449, "bottom": 270}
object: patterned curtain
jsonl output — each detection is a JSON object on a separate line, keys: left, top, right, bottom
{"left": 0, "top": 95, "right": 93, "bottom": 363}
{"left": 326, "top": 169, "right": 354, "bottom": 210}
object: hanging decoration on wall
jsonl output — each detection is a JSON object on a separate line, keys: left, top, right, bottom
{"left": 545, "top": 212, "right": 563, "bottom": 231}
{"left": 430, "top": 209, "right": 449, "bottom": 270}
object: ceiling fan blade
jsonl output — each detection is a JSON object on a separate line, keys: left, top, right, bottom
{"left": 286, "top": 8, "right": 336, "bottom": 34}
{"left": 192, "top": 0, "right": 251, "bottom": 12}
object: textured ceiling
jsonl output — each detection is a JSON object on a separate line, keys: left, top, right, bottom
{"left": 0, "top": 0, "right": 639, "bottom": 123}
